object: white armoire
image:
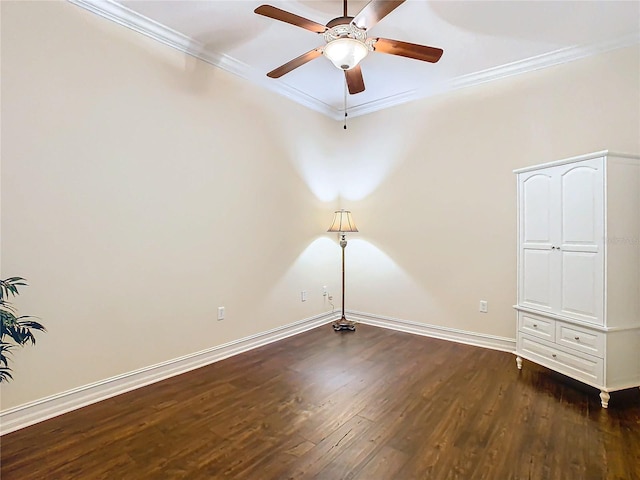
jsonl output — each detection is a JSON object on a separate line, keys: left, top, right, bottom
{"left": 514, "top": 151, "right": 640, "bottom": 408}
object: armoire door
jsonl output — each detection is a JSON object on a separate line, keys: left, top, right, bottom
{"left": 518, "top": 167, "right": 560, "bottom": 313}
{"left": 557, "top": 159, "right": 604, "bottom": 324}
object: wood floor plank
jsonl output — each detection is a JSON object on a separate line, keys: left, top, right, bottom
{"left": 2, "top": 324, "right": 639, "bottom": 479}
{"left": 285, "top": 414, "right": 374, "bottom": 479}
{"left": 352, "top": 445, "right": 410, "bottom": 480}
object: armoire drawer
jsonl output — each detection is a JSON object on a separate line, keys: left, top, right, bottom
{"left": 518, "top": 333, "right": 604, "bottom": 385}
{"left": 556, "top": 322, "right": 604, "bottom": 358}
{"left": 518, "top": 312, "right": 555, "bottom": 341}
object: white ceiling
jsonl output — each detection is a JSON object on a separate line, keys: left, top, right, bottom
{"left": 71, "top": 0, "right": 640, "bottom": 119}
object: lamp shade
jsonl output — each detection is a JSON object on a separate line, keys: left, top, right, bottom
{"left": 328, "top": 210, "right": 358, "bottom": 233}
{"left": 323, "top": 38, "right": 368, "bottom": 70}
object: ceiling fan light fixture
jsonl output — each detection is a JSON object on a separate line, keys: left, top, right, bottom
{"left": 323, "top": 37, "right": 369, "bottom": 70}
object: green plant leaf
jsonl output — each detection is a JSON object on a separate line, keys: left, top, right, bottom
{"left": 0, "top": 277, "right": 43, "bottom": 382}
{"left": 6, "top": 325, "right": 36, "bottom": 345}
{"left": 1, "top": 309, "right": 19, "bottom": 337}
{"left": 0, "top": 343, "right": 13, "bottom": 367}
{"left": 0, "top": 303, "right": 18, "bottom": 314}
{"left": 0, "top": 367, "right": 14, "bottom": 382}
{"left": 16, "top": 319, "right": 46, "bottom": 332}
{"left": 0, "top": 277, "right": 28, "bottom": 300}
{"left": 2, "top": 317, "right": 44, "bottom": 345}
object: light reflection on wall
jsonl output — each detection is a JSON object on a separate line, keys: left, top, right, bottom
{"left": 260, "top": 236, "right": 340, "bottom": 313}
{"left": 291, "top": 148, "right": 341, "bottom": 202}
{"left": 287, "top": 125, "right": 410, "bottom": 203}
{"left": 278, "top": 115, "right": 435, "bottom": 326}
{"left": 344, "top": 238, "right": 443, "bottom": 318}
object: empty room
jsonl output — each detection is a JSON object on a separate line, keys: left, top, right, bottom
{"left": 1, "top": 1, "right": 639, "bottom": 478}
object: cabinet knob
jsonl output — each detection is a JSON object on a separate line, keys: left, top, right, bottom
{"left": 574, "top": 336, "right": 580, "bottom": 341}
{"left": 533, "top": 324, "right": 538, "bottom": 328}
{"left": 551, "top": 246, "right": 556, "bottom": 250}
{"left": 551, "top": 354, "right": 557, "bottom": 358}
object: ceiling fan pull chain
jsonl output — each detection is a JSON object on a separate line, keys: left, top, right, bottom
{"left": 343, "top": 80, "right": 348, "bottom": 130}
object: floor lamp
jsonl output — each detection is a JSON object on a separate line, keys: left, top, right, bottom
{"left": 327, "top": 209, "right": 358, "bottom": 332}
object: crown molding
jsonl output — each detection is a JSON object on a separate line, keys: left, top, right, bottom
{"left": 348, "top": 31, "right": 640, "bottom": 118}
{"left": 68, "top": 0, "right": 339, "bottom": 118}
{"left": 69, "top": 0, "right": 639, "bottom": 120}
{"left": 449, "top": 32, "right": 640, "bottom": 92}
{"left": 69, "top": 0, "right": 193, "bottom": 52}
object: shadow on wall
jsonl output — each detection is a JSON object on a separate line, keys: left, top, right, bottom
{"left": 345, "top": 238, "right": 446, "bottom": 318}
{"left": 259, "top": 236, "right": 341, "bottom": 316}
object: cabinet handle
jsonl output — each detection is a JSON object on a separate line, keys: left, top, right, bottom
{"left": 551, "top": 354, "right": 557, "bottom": 358}
{"left": 574, "top": 336, "right": 580, "bottom": 341}
{"left": 533, "top": 324, "right": 538, "bottom": 328}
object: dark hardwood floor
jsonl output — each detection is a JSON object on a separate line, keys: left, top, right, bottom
{"left": 1, "top": 324, "right": 639, "bottom": 479}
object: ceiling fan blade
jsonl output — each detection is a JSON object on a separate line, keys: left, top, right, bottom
{"left": 352, "top": 0, "right": 406, "bottom": 30}
{"left": 254, "top": 5, "right": 327, "bottom": 33}
{"left": 373, "top": 38, "right": 444, "bottom": 63}
{"left": 345, "top": 66, "right": 365, "bottom": 94}
{"left": 267, "top": 48, "right": 323, "bottom": 78}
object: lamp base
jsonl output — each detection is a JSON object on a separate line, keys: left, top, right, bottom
{"left": 332, "top": 317, "right": 356, "bottom": 332}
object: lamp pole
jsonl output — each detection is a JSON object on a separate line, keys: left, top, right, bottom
{"left": 340, "top": 233, "right": 347, "bottom": 323}
{"left": 327, "top": 209, "right": 357, "bottom": 332}
{"left": 333, "top": 231, "right": 355, "bottom": 331}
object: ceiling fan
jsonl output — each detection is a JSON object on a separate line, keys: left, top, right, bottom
{"left": 254, "top": 0, "right": 444, "bottom": 95}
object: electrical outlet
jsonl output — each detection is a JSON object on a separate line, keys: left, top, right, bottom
{"left": 217, "top": 306, "right": 225, "bottom": 320}
{"left": 301, "top": 290, "right": 307, "bottom": 302}
{"left": 479, "top": 301, "right": 488, "bottom": 313}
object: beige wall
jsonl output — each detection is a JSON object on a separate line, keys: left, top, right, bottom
{"left": 342, "top": 45, "right": 640, "bottom": 338}
{"left": 2, "top": 0, "right": 638, "bottom": 411}
{"left": 1, "top": 1, "right": 342, "bottom": 409}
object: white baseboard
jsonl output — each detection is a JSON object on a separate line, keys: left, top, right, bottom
{"left": 1, "top": 310, "right": 516, "bottom": 436}
{"left": 0, "top": 312, "right": 338, "bottom": 436}
{"left": 347, "top": 310, "right": 516, "bottom": 353}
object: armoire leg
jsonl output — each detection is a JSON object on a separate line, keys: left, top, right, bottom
{"left": 599, "top": 390, "right": 610, "bottom": 408}
{"left": 516, "top": 356, "right": 522, "bottom": 370}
